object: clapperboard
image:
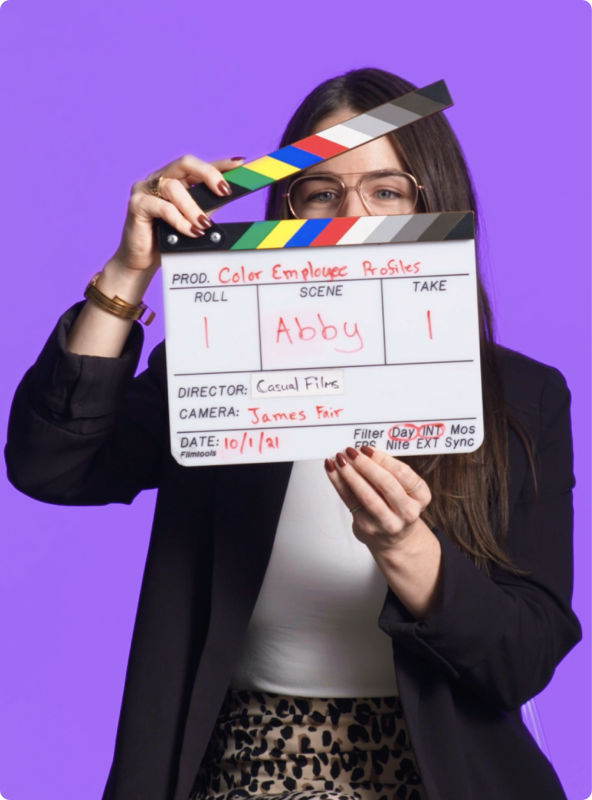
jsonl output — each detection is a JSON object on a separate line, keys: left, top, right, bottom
{"left": 157, "top": 80, "right": 483, "bottom": 466}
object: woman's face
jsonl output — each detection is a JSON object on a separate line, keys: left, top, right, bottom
{"left": 303, "top": 107, "right": 411, "bottom": 218}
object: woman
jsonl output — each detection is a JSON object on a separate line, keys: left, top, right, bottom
{"left": 5, "top": 68, "right": 581, "bottom": 800}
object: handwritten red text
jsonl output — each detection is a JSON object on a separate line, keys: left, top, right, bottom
{"left": 275, "top": 315, "right": 363, "bottom": 353}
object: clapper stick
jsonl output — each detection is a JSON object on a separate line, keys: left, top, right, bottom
{"left": 188, "top": 79, "right": 452, "bottom": 214}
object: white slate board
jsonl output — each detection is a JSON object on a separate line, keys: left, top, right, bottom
{"left": 161, "top": 238, "right": 483, "bottom": 465}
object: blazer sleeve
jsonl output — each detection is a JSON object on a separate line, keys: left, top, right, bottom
{"left": 378, "top": 365, "right": 582, "bottom": 711}
{"left": 5, "top": 302, "right": 167, "bottom": 505}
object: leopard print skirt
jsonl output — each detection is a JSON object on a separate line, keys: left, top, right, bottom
{"left": 192, "top": 690, "right": 428, "bottom": 800}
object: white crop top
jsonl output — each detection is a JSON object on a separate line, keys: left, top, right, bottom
{"left": 230, "top": 460, "right": 398, "bottom": 697}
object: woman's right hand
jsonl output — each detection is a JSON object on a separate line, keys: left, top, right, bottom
{"left": 66, "top": 154, "right": 244, "bottom": 358}
{"left": 105, "top": 154, "right": 244, "bottom": 290}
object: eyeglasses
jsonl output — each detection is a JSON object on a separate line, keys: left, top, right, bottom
{"left": 285, "top": 170, "right": 425, "bottom": 219}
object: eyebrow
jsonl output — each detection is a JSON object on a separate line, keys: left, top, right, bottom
{"left": 298, "top": 168, "right": 405, "bottom": 177}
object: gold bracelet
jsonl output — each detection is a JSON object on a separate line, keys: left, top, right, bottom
{"left": 84, "top": 273, "right": 155, "bottom": 326}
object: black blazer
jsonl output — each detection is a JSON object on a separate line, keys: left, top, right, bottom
{"left": 5, "top": 303, "right": 582, "bottom": 800}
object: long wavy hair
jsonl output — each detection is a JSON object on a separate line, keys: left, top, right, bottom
{"left": 266, "top": 68, "right": 531, "bottom": 575}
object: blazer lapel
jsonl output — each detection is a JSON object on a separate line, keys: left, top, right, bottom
{"left": 173, "top": 460, "right": 293, "bottom": 800}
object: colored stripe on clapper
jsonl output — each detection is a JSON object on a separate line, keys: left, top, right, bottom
{"left": 223, "top": 212, "right": 474, "bottom": 250}
{"left": 190, "top": 80, "right": 452, "bottom": 213}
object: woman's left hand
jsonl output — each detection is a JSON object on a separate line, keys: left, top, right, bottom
{"left": 325, "top": 446, "right": 442, "bottom": 619}
{"left": 325, "top": 446, "right": 432, "bottom": 553}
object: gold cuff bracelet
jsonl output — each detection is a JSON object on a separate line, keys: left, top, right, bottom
{"left": 84, "top": 273, "right": 155, "bottom": 326}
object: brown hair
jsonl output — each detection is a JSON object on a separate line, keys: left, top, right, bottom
{"left": 266, "top": 68, "right": 531, "bottom": 575}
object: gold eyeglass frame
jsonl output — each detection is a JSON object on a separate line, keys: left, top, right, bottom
{"left": 284, "top": 170, "right": 425, "bottom": 220}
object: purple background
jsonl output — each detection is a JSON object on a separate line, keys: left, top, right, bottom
{"left": 0, "top": 0, "right": 590, "bottom": 798}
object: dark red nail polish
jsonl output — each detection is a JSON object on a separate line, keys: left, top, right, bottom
{"left": 218, "top": 180, "right": 232, "bottom": 196}
{"left": 190, "top": 226, "right": 205, "bottom": 236}
{"left": 345, "top": 447, "right": 358, "bottom": 460}
{"left": 336, "top": 453, "right": 347, "bottom": 468}
{"left": 231, "top": 156, "right": 246, "bottom": 161}
{"left": 198, "top": 214, "right": 212, "bottom": 228}
{"left": 360, "top": 446, "right": 375, "bottom": 458}
{"left": 324, "top": 458, "right": 336, "bottom": 473}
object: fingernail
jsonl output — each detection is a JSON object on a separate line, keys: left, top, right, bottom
{"left": 198, "top": 214, "right": 212, "bottom": 228}
{"left": 345, "top": 447, "right": 359, "bottom": 460}
{"left": 336, "top": 453, "right": 347, "bottom": 468}
{"left": 231, "top": 156, "right": 246, "bottom": 161}
{"left": 218, "top": 180, "right": 232, "bottom": 196}
{"left": 360, "top": 446, "right": 375, "bottom": 458}
{"left": 190, "top": 226, "right": 205, "bottom": 236}
{"left": 324, "top": 458, "right": 336, "bottom": 473}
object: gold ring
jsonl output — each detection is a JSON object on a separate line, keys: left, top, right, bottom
{"left": 406, "top": 479, "right": 423, "bottom": 495}
{"left": 148, "top": 175, "right": 165, "bottom": 198}
{"left": 349, "top": 504, "right": 364, "bottom": 514}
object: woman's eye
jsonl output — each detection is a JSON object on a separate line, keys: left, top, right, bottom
{"left": 374, "top": 189, "right": 401, "bottom": 200}
{"left": 307, "top": 191, "right": 339, "bottom": 203}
